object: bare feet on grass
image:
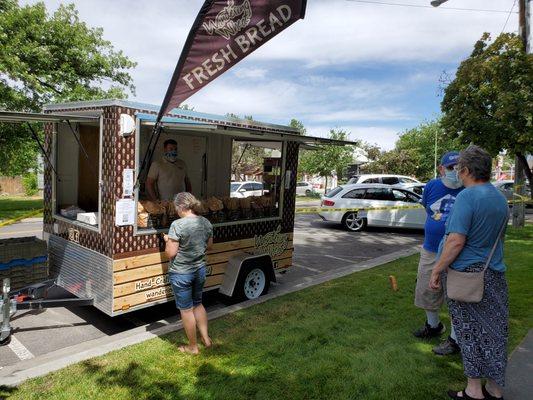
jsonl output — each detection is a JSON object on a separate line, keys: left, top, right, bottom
{"left": 178, "top": 345, "right": 199, "bottom": 355}
{"left": 201, "top": 336, "right": 212, "bottom": 348}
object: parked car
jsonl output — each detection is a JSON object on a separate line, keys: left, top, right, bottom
{"left": 493, "top": 180, "right": 531, "bottom": 205}
{"left": 319, "top": 184, "right": 425, "bottom": 232}
{"left": 296, "top": 181, "right": 315, "bottom": 196}
{"left": 347, "top": 174, "right": 421, "bottom": 189}
{"left": 396, "top": 182, "right": 425, "bottom": 196}
{"left": 230, "top": 181, "right": 267, "bottom": 198}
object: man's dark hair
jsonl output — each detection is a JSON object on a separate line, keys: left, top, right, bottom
{"left": 458, "top": 145, "right": 492, "bottom": 182}
{"left": 163, "top": 139, "right": 177, "bottom": 148}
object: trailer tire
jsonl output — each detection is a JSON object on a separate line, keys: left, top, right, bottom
{"left": 233, "top": 264, "right": 270, "bottom": 301}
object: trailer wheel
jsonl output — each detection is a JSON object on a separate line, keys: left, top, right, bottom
{"left": 234, "top": 264, "right": 270, "bottom": 301}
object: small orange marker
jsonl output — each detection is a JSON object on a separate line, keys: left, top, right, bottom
{"left": 389, "top": 275, "right": 398, "bottom": 291}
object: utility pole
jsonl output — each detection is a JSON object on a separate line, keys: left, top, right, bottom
{"left": 512, "top": 0, "right": 530, "bottom": 227}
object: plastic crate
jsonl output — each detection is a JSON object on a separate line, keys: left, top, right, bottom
{"left": 0, "top": 237, "right": 48, "bottom": 291}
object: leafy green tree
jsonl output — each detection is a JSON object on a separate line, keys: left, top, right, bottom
{"left": 299, "top": 129, "right": 355, "bottom": 187}
{"left": 289, "top": 118, "right": 306, "bottom": 135}
{"left": 363, "top": 120, "right": 463, "bottom": 181}
{"left": 441, "top": 33, "right": 533, "bottom": 196}
{"left": 0, "top": 0, "right": 136, "bottom": 176}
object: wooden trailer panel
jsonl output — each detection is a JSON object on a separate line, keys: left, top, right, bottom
{"left": 112, "top": 234, "right": 294, "bottom": 312}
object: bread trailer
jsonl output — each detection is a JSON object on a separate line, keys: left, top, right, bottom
{"left": 0, "top": 100, "right": 352, "bottom": 340}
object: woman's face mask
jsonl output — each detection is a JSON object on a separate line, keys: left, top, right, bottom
{"left": 164, "top": 150, "right": 178, "bottom": 163}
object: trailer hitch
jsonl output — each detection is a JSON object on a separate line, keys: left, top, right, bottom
{"left": 1, "top": 278, "right": 94, "bottom": 346}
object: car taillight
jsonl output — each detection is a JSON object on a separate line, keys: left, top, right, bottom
{"left": 323, "top": 200, "right": 335, "bottom": 207}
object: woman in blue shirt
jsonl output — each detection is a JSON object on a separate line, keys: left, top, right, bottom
{"left": 429, "top": 145, "right": 509, "bottom": 400}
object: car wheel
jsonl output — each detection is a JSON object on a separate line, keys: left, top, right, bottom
{"left": 305, "top": 189, "right": 311, "bottom": 195}
{"left": 342, "top": 212, "right": 367, "bottom": 232}
{"left": 233, "top": 264, "right": 270, "bottom": 301}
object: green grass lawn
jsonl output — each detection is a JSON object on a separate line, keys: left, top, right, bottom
{"left": 1, "top": 226, "right": 531, "bottom": 400}
{"left": 0, "top": 196, "right": 43, "bottom": 224}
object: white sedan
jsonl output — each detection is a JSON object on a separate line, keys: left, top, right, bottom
{"left": 318, "top": 184, "right": 426, "bottom": 232}
{"left": 296, "top": 181, "right": 315, "bottom": 196}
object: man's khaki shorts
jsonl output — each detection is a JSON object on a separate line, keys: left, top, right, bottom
{"left": 414, "top": 247, "right": 444, "bottom": 311}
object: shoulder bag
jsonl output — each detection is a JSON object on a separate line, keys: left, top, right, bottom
{"left": 446, "top": 215, "right": 508, "bottom": 303}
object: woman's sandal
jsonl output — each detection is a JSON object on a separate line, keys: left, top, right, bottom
{"left": 447, "top": 389, "right": 485, "bottom": 399}
{"left": 482, "top": 386, "right": 503, "bottom": 400}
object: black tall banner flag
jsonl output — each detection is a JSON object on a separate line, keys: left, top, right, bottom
{"left": 137, "top": 0, "right": 306, "bottom": 188}
{"left": 158, "top": 0, "right": 307, "bottom": 121}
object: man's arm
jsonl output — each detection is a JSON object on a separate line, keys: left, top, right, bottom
{"left": 146, "top": 177, "right": 158, "bottom": 201}
{"left": 206, "top": 237, "right": 213, "bottom": 251}
{"left": 429, "top": 233, "right": 466, "bottom": 289}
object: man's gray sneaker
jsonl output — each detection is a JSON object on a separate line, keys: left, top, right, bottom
{"left": 433, "top": 336, "right": 460, "bottom": 355}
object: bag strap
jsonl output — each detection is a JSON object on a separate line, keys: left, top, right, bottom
{"left": 483, "top": 213, "right": 509, "bottom": 271}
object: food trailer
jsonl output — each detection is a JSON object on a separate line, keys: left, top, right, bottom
{"left": 0, "top": 99, "right": 351, "bottom": 320}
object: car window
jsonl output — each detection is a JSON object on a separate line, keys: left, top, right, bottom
{"left": 342, "top": 189, "right": 366, "bottom": 199}
{"left": 392, "top": 189, "right": 408, "bottom": 201}
{"left": 242, "top": 183, "right": 254, "bottom": 191}
{"left": 325, "top": 187, "right": 343, "bottom": 198}
{"left": 411, "top": 186, "right": 424, "bottom": 195}
{"left": 297, "top": 182, "right": 306, "bottom": 187}
{"left": 393, "top": 189, "right": 419, "bottom": 203}
{"left": 364, "top": 188, "right": 393, "bottom": 201}
{"left": 347, "top": 176, "right": 360, "bottom": 184}
{"left": 362, "top": 177, "right": 380, "bottom": 184}
{"left": 230, "top": 183, "right": 240, "bottom": 192}
{"left": 252, "top": 183, "right": 263, "bottom": 190}
{"left": 382, "top": 177, "right": 400, "bottom": 185}
{"left": 399, "top": 177, "right": 417, "bottom": 183}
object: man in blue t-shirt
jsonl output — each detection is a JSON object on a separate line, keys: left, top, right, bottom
{"left": 413, "top": 151, "right": 463, "bottom": 355}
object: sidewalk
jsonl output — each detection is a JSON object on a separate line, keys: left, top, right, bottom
{"left": 506, "top": 329, "right": 533, "bottom": 400}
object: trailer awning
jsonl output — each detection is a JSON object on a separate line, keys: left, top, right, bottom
{"left": 136, "top": 113, "right": 357, "bottom": 147}
{"left": 0, "top": 111, "right": 99, "bottom": 124}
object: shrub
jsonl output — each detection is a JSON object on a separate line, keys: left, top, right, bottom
{"left": 22, "top": 173, "right": 38, "bottom": 196}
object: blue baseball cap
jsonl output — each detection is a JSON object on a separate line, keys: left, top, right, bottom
{"left": 440, "top": 151, "right": 460, "bottom": 167}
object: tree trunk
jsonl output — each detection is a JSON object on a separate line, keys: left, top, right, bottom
{"left": 324, "top": 175, "right": 328, "bottom": 194}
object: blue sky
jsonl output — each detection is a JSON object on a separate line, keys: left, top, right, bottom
{"left": 23, "top": 0, "right": 518, "bottom": 149}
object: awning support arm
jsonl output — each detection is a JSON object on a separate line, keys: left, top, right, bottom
{"left": 26, "top": 123, "right": 60, "bottom": 181}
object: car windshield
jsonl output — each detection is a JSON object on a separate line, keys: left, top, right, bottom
{"left": 230, "top": 183, "right": 240, "bottom": 192}
{"left": 325, "top": 187, "right": 343, "bottom": 197}
{"left": 347, "top": 176, "right": 360, "bottom": 184}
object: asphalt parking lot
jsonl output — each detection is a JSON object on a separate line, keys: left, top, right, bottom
{"left": 1, "top": 212, "right": 424, "bottom": 371}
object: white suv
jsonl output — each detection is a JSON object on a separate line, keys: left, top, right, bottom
{"left": 347, "top": 174, "right": 421, "bottom": 187}
{"left": 230, "top": 181, "right": 267, "bottom": 198}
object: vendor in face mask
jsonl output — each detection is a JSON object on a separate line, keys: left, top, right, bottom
{"left": 146, "top": 139, "right": 192, "bottom": 201}
{"left": 412, "top": 151, "right": 464, "bottom": 356}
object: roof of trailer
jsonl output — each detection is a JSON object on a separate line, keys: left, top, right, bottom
{"left": 44, "top": 99, "right": 299, "bottom": 134}
{"left": 42, "top": 99, "right": 357, "bottom": 146}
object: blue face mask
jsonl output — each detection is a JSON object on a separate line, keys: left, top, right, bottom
{"left": 443, "top": 168, "right": 463, "bottom": 189}
{"left": 164, "top": 151, "right": 177, "bottom": 163}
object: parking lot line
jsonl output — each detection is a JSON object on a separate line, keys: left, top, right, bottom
{"left": 8, "top": 336, "right": 35, "bottom": 361}
{"left": 324, "top": 254, "right": 371, "bottom": 263}
{"left": 292, "top": 263, "right": 323, "bottom": 273}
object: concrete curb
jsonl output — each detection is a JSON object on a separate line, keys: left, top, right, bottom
{"left": 0, "top": 209, "right": 43, "bottom": 228}
{"left": 0, "top": 245, "right": 421, "bottom": 386}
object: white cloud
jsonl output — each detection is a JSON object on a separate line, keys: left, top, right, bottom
{"left": 233, "top": 68, "right": 268, "bottom": 79}
{"left": 306, "top": 125, "right": 402, "bottom": 151}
